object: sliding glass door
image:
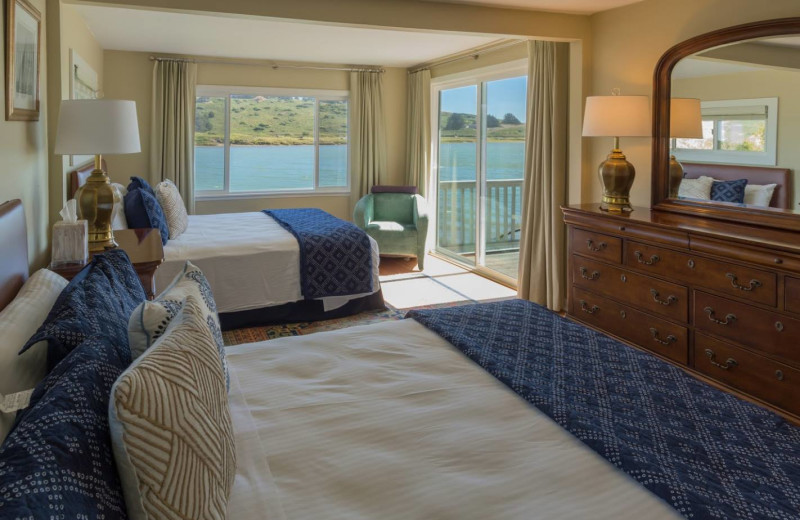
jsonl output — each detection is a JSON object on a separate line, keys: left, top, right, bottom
{"left": 435, "top": 71, "right": 527, "bottom": 283}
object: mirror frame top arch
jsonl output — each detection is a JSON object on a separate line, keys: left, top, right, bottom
{"left": 651, "top": 17, "right": 800, "bottom": 232}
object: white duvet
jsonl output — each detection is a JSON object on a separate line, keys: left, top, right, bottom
{"left": 224, "top": 319, "right": 681, "bottom": 520}
{"left": 157, "top": 212, "right": 380, "bottom": 314}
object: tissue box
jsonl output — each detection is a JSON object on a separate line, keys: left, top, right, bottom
{"left": 52, "top": 220, "right": 88, "bottom": 267}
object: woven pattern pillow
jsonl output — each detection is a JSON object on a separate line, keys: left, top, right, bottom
{"left": 124, "top": 188, "right": 169, "bottom": 245}
{"left": 112, "top": 183, "right": 129, "bottom": 230}
{"left": 110, "top": 296, "right": 236, "bottom": 520}
{"left": 128, "top": 261, "right": 228, "bottom": 389}
{"left": 710, "top": 179, "right": 748, "bottom": 203}
{"left": 155, "top": 180, "right": 188, "bottom": 239}
{"left": 677, "top": 176, "right": 714, "bottom": 200}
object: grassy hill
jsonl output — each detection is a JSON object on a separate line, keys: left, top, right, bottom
{"left": 439, "top": 111, "right": 525, "bottom": 142}
{"left": 195, "top": 95, "right": 347, "bottom": 146}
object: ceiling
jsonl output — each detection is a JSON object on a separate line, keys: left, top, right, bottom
{"left": 760, "top": 36, "right": 800, "bottom": 49}
{"left": 418, "top": 0, "right": 645, "bottom": 14}
{"left": 74, "top": 5, "right": 504, "bottom": 67}
{"left": 671, "top": 58, "right": 764, "bottom": 79}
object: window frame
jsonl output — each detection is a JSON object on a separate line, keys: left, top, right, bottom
{"left": 195, "top": 85, "right": 350, "bottom": 200}
{"left": 671, "top": 97, "right": 778, "bottom": 167}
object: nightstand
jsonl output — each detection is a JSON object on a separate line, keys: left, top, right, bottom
{"left": 49, "top": 228, "right": 164, "bottom": 299}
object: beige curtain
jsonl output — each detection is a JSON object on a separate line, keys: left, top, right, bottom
{"left": 151, "top": 60, "right": 197, "bottom": 213}
{"left": 405, "top": 69, "right": 431, "bottom": 196}
{"left": 517, "top": 41, "right": 569, "bottom": 311}
{"left": 350, "top": 71, "right": 387, "bottom": 209}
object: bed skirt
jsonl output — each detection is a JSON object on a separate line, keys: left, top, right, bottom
{"left": 219, "top": 290, "right": 385, "bottom": 330}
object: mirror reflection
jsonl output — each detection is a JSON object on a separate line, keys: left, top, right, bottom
{"left": 670, "top": 35, "right": 800, "bottom": 213}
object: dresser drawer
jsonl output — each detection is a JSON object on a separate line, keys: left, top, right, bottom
{"left": 787, "top": 277, "right": 800, "bottom": 315}
{"left": 571, "top": 287, "right": 689, "bottom": 364}
{"left": 625, "top": 241, "right": 777, "bottom": 307}
{"left": 694, "top": 333, "right": 800, "bottom": 416}
{"left": 571, "top": 228, "right": 622, "bottom": 264}
{"left": 694, "top": 291, "right": 800, "bottom": 365}
{"left": 572, "top": 256, "right": 688, "bottom": 322}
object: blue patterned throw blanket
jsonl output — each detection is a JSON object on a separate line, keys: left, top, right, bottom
{"left": 407, "top": 299, "right": 800, "bottom": 519}
{"left": 264, "top": 208, "right": 373, "bottom": 299}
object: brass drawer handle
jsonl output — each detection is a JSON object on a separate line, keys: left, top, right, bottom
{"left": 704, "top": 349, "right": 738, "bottom": 370}
{"left": 586, "top": 239, "right": 607, "bottom": 252}
{"left": 704, "top": 306, "right": 737, "bottom": 326}
{"left": 775, "top": 321, "right": 784, "bottom": 332}
{"left": 634, "top": 251, "right": 660, "bottom": 266}
{"left": 650, "top": 289, "right": 677, "bottom": 306}
{"left": 579, "top": 267, "right": 600, "bottom": 281}
{"left": 579, "top": 300, "right": 599, "bottom": 315}
{"left": 650, "top": 328, "right": 677, "bottom": 345}
{"left": 726, "top": 273, "right": 762, "bottom": 292}
{"left": 776, "top": 370, "right": 785, "bottom": 381}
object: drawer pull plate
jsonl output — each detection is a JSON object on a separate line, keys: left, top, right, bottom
{"left": 586, "top": 239, "right": 607, "bottom": 252}
{"left": 775, "top": 321, "right": 784, "bottom": 332}
{"left": 776, "top": 370, "right": 785, "bottom": 381}
{"left": 650, "top": 328, "right": 677, "bottom": 346}
{"left": 579, "top": 300, "right": 599, "bottom": 315}
{"left": 650, "top": 289, "right": 677, "bottom": 306}
{"left": 704, "top": 306, "right": 737, "bottom": 326}
{"left": 726, "top": 273, "right": 762, "bottom": 292}
{"left": 634, "top": 251, "right": 660, "bottom": 266}
{"left": 688, "top": 259, "right": 695, "bottom": 269}
{"left": 579, "top": 267, "right": 600, "bottom": 281}
{"left": 704, "top": 349, "right": 738, "bottom": 370}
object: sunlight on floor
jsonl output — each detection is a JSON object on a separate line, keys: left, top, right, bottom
{"left": 379, "top": 254, "right": 517, "bottom": 310}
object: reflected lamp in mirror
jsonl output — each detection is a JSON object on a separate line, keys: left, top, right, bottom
{"left": 668, "top": 98, "right": 703, "bottom": 198}
{"left": 54, "top": 100, "right": 140, "bottom": 252}
{"left": 582, "top": 94, "right": 651, "bottom": 212}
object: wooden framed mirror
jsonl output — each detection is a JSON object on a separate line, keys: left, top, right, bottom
{"left": 651, "top": 17, "right": 800, "bottom": 231}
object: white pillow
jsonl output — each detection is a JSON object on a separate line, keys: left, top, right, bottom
{"left": 0, "top": 269, "right": 68, "bottom": 441}
{"left": 744, "top": 183, "right": 777, "bottom": 207}
{"left": 155, "top": 180, "right": 188, "bottom": 239}
{"left": 678, "top": 176, "right": 714, "bottom": 200}
{"left": 112, "top": 183, "right": 128, "bottom": 230}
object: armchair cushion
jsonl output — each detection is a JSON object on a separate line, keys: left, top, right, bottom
{"left": 372, "top": 193, "right": 415, "bottom": 225}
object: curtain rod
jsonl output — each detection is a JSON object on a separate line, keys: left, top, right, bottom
{"left": 148, "top": 55, "right": 384, "bottom": 73}
{"left": 408, "top": 39, "right": 527, "bottom": 74}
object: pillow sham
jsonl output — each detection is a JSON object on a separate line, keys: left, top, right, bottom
{"left": 744, "top": 183, "right": 777, "bottom": 207}
{"left": 154, "top": 179, "right": 188, "bottom": 239}
{"left": 0, "top": 335, "right": 129, "bottom": 518}
{"left": 20, "top": 249, "right": 144, "bottom": 373}
{"left": 110, "top": 295, "right": 236, "bottom": 520}
{"left": 124, "top": 187, "right": 169, "bottom": 245}
{"left": 127, "top": 260, "right": 228, "bottom": 388}
{"left": 677, "top": 176, "right": 714, "bottom": 200}
{"left": 112, "top": 182, "right": 129, "bottom": 230}
{"left": 0, "top": 269, "right": 67, "bottom": 442}
{"left": 710, "top": 178, "right": 748, "bottom": 204}
{"left": 127, "top": 176, "right": 155, "bottom": 197}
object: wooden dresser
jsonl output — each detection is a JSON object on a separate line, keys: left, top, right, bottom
{"left": 563, "top": 204, "right": 800, "bottom": 420}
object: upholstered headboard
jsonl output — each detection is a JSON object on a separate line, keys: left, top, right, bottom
{"left": 0, "top": 200, "right": 28, "bottom": 313}
{"left": 682, "top": 162, "right": 793, "bottom": 209}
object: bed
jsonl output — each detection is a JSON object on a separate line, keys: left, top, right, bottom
{"left": 682, "top": 162, "right": 793, "bottom": 208}
{"left": 2, "top": 199, "right": 799, "bottom": 519}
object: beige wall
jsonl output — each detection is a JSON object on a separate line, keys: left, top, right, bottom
{"left": 672, "top": 67, "right": 800, "bottom": 207}
{"left": 103, "top": 51, "right": 407, "bottom": 220}
{"left": 1, "top": 0, "right": 49, "bottom": 268}
{"left": 589, "top": 0, "right": 800, "bottom": 208}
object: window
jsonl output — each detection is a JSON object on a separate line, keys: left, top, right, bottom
{"left": 672, "top": 98, "right": 777, "bottom": 166}
{"left": 195, "top": 87, "right": 349, "bottom": 197}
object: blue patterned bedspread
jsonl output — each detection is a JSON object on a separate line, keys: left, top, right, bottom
{"left": 264, "top": 208, "right": 373, "bottom": 299}
{"left": 407, "top": 299, "right": 800, "bottom": 519}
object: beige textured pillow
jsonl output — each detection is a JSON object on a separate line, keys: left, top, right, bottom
{"left": 109, "top": 295, "right": 235, "bottom": 520}
{"left": 154, "top": 180, "right": 188, "bottom": 239}
{"left": 677, "top": 175, "right": 714, "bottom": 200}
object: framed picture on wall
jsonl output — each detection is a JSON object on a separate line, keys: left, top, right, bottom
{"left": 5, "top": 0, "right": 41, "bottom": 121}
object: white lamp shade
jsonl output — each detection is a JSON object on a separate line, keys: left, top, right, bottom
{"left": 54, "top": 100, "right": 141, "bottom": 155}
{"left": 582, "top": 95, "right": 651, "bottom": 137}
{"left": 669, "top": 98, "right": 703, "bottom": 138}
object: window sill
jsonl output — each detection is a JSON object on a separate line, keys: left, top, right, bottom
{"left": 196, "top": 190, "right": 351, "bottom": 201}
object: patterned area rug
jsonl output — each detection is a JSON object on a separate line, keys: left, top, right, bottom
{"left": 222, "top": 301, "right": 479, "bottom": 346}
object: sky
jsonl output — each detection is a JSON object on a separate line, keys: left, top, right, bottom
{"left": 440, "top": 75, "right": 527, "bottom": 122}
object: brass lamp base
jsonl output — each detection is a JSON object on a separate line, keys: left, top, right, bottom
{"left": 598, "top": 142, "right": 635, "bottom": 213}
{"left": 669, "top": 155, "right": 684, "bottom": 199}
{"left": 74, "top": 154, "right": 119, "bottom": 252}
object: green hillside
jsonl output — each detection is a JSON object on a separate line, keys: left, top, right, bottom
{"left": 195, "top": 95, "right": 347, "bottom": 146}
{"left": 439, "top": 111, "right": 525, "bottom": 142}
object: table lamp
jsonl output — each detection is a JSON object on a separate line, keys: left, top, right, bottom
{"left": 582, "top": 94, "right": 651, "bottom": 212}
{"left": 668, "top": 98, "right": 703, "bottom": 198}
{"left": 54, "top": 100, "right": 140, "bottom": 251}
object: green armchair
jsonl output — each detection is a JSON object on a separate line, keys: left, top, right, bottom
{"left": 354, "top": 190, "right": 429, "bottom": 270}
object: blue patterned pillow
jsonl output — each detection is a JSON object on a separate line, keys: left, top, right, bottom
{"left": 20, "top": 249, "right": 145, "bottom": 372}
{"left": 711, "top": 179, "right": 748, "bottom": 203}
{"left": 127, "top": 176, "right": 155, "bottom": 197}
{"left": 0, "top": 335, "right": 129, "bottom": 518}
{"left": 124, "top": 188, "right": 170, "bottom": 244}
